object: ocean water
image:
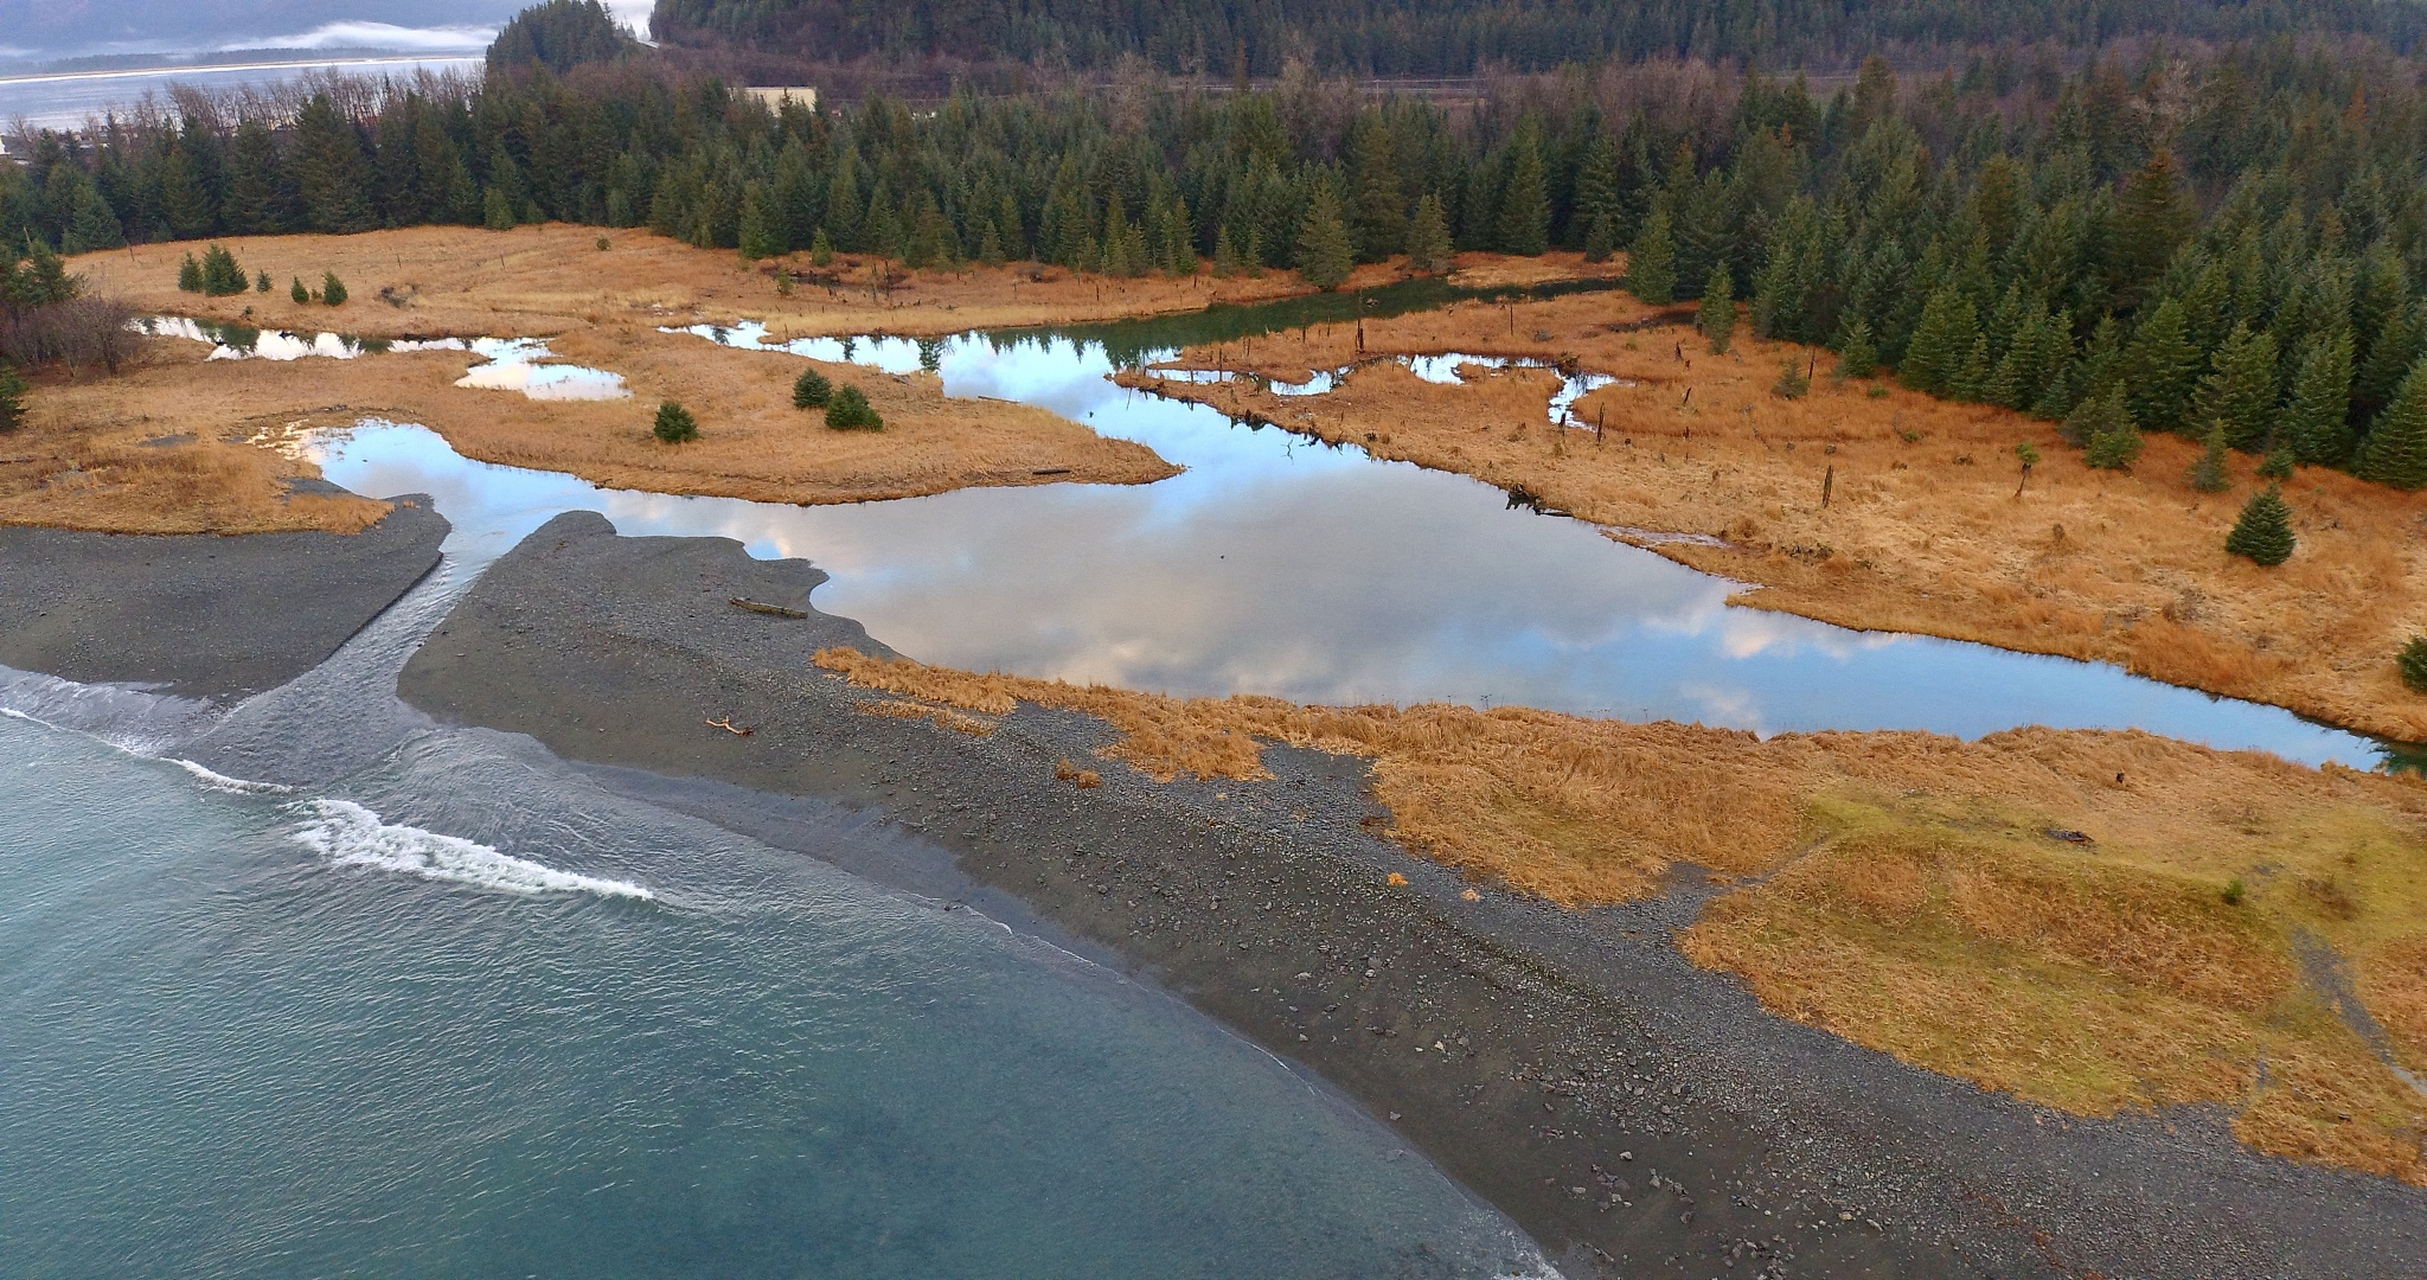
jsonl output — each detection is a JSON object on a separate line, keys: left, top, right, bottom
{"left": 0, "top": 690, "right": 1550, "bottom": 1278}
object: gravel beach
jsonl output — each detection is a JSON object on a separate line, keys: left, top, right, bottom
{"left": 0, "top": 494, "right": 448, "bottom": 701}
{"left": 398, "top": 512, "right": 2427, "bottom": 1279}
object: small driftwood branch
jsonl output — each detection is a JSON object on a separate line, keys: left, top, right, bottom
{"left": 706, "top": 716, "right": 756, "bottom": 737}
{"left": 729, "top": 597, "right": 808, "bottom": 619}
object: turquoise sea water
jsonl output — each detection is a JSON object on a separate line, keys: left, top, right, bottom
{"left": 0, "top": 705, "right": 1548, "bottom": 1278}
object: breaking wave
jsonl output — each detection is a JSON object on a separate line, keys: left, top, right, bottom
{"left": 291, "top": 798, "right": 654, "bottom": 900}
{"left": 172, "top": 758, "right": 293, "bottom": 794}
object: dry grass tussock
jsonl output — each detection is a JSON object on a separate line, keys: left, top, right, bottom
{"left": 0, "top": 346, "right": 389, "bottom": 533}
{"left": 1129, "top": 290, "right": 2427, "bottom": 741}
{"left": 815, "top": 645, "right": 2427, "bottom": 1184}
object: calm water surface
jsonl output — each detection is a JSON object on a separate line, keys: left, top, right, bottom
{"left": 313, "top": 323, "right": 2376, "bottom": 766}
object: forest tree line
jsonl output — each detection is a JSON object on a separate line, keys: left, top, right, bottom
{"left": 5, "top": 36, "right": 2427, "bottom": 482}
{"left": 650, "top": 0, "right": 2427, "bottom": 77}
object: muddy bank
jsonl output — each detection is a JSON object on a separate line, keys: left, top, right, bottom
{"left": 397, "top": 513, "right": 2427, "bottom": 1279}
{"left": 0, "top": 494, "right": 447, "bottom": 700}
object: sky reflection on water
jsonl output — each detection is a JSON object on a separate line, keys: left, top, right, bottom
{"left": 315, "top": 329, "right": 2379, "bottom": 767}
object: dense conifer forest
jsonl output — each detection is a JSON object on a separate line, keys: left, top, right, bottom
{"left": 651, "top": 0, "right": 2427, "bottom": 75}
{"left": 6, "top": 1, "right": 2427, "bottom": 484}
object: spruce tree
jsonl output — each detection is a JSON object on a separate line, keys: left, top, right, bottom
{"left": 654, "top": 400, "right": 699, "bottom": 444}
{"left": 1833, "top": 317, "right": 1877, "bottom": 379}
{"left": 2121, "top": 299, "right": 2198, "bottom": 433}
{"left": 1211, "top": 225, "right": 1239, "bottom": 278}
{"left": 1405, "top": 194, "right": 1453, "bottom": 274}
{"left": 223, "top": 118, "right": 295, "bottom": 235}
{"left": 1296, "top": 184, "right": 1355, "bottom": 291}
{"left": 1698, "top": 263, "right": 1735, "bottom": 354}
{"left": 0, "top": 360, "right": 25, "bottom": 434}
{"left": 2283, "top": 330, "right": 2357, "bottom": 465}
{"left": 738, "top": 182, "right": 781, "bottom": 260}
{"left": 2355, "top": 359, "right": 2427, "bottom": 490}
{"left": 1349, "top": 119, "right": 1404, "bottom": 262}
{"left": 1496, "top": 127, "right": 1549, "bottom": 256}
{"left": 2073, "top": 387, "right": 2143, "bottom": 469}
{"left": 293, "top": 94, "right": 374, "bottom": 234}
{"left": 1629, "top": 204, "right": 1676, "bottom": 305}
{"left": 1900, "top": 285, "right": 1976, "bottom": 396}
{"left": 824, "top": 385, "right": 883, "bottom": 430}
{"left": 2192, "top": 323, "right": 2281, "bottom": 451}
{"left": 292, "top": 276, "right": 311, "bottom": 304}
{"left": 321, "top": 272, "right": 347, "bottom": 306}
{"left": 810, "top": 227, "right": 835, "bottom": 266}
{"left": 178, "top": 254, "right": 203, "bottom": 293}
{"left": 2225, "top": 485, "right": 2296, "bottom": 565}
{"left": 255, "top": 270, "right": 271, "bottom": 293}
{"left": 2188, "top": 424, "right": 2232, "bottom": 492}
{"left": 1573, "top": 135, "right": 1622, "bottom": 262}
{"left": 792, "top": 368, "right": 832, "bottom": 409}
{"left": 2400, "top": 637, "right": 2427, "bottom": 696}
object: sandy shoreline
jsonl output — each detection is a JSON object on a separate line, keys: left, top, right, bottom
{"left": 388, "top": 513, "right": 2427, "bottom": 1279}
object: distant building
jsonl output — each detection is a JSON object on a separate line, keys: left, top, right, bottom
{"left": 742, "top": 86, "right": 817, "bottom": 113}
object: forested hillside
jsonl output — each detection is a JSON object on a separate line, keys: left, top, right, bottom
{"left": 7, "top": 33, "right": 2427, "bottom": 486}
{"left": 649, "top": 0, "right": 2427, "bottom": 74}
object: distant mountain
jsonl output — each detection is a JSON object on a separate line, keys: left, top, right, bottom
{"left": 0, "top": 0, "right": 528, "bottom": 60}
{"left": 650, "top": 0, "right": 2427, "bottom": 73}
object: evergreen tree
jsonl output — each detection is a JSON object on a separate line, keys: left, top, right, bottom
{"left": 484, "top": 186, "right": 519, "bottom": 231}
{"left": 1211, "top": 225, "right": 1239, "bottom": 277}
{"left": 654, "top": 400, "right": 700, "bottom": 443}
{"left": 157, "top": 144, "right": 215, "bottom": 240}
{"left": 2192, "top": 323, "right": 2281, "bottom": 451}
{"left": 1900, "top": 285, "right": 1977, "bottom": 396}
{"left": 321, "top": 271, "right": 347, "bottom": 306}
{"left": 292, "top": 276, "right": 311, "bottom": 304}
{"left": 2225, "top": 485, "right": 2296, "bottom": 565}
{"left": 2073, "top": 386, "right": 2143, "bottom": 469}
{"left": 1698, "top": 262, "right": 1735, "bottom": 354}
{"left": 178, "top": 254, "right": 203, "bottom": 293}
{"left": 1349, "top": 119, "right": 1404, "bottom": 262}
{"left": 824, "top": 385, "right": 883, "bottom": 430}
{"left": 59, "top": 174, "right": 124, "bottom": 254}
{"left": 2355, "top": 359, "right": 2427, "bottom": 490}
{"left": 2283, "top": 331, "right": 2357, "bottom": 465}
{"left": 0, "top": 360, "right": 25, "bottom": 434}
{"left": 1495, "top": 126, "right": 1549, "bottom": 256}
{"left": 1573, "top": 134, "right": 1622, "bottom": 262}
{"left": 2258, "top": 444, "right": 2295, "bottom": 480}
{"left": 1628, "top": 203, "right": 1676, "bottom": 305}
{"left": 223, "top": 118, "right": 295, "bottom": 235}
{"left": 2400, "top": 637, "right": 2427, "bottom": 696}
{"left": 1833, "top": 317, "right": 1877, "bottom": 379}
{"left": 199, "top": 244, "right": 246, "bottom": 296}
{"left": 293, "top": 95, "right": 375, "bottom": 234}
{"left": 1296, "top": 184, "right": 1355, "bottom": 291}
{"left": 255, "top": 270, "right": 271, "bottom": 293}
{"left": 737, "top": 182, "right": 781, "bottom": 259}
{"left": 2188, "top": 425, "right": 2232, "bottom": 492}
{"left": 793, "top": 368, "right": 832, "bottom": 408}
{"left": 2121, "top": 299, "right": 2199, "bottom": 433}
{"left": 1398, "top": 193, "right": 1449, "bottom": 275}
{"left": 809, "top": 227, "right": 834, "bottom": 266}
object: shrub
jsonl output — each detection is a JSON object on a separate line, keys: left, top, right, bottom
{"left": 177, "top": 254, "right": 203, "bottom": 292}
{"left": 824, "top": 385, "right": 883, "bottom": 430}
{"left": 2225, "top": 484, "right": 2295, "bottom": 565}
{"left": 321, "top": 271, "right": 348, "bottom": 306}
{"left": 255, "top": 270, "right": 272, "bottom": 293}
{"left": 595, "top": 235, "right": 611, "bottom": 251}
{"left": 792, "top": 368, "right": 832, "bottom": 409}
{"left": 2399, "top": 636, "right": 2427, "bottom": 694}
{"left": 653, "top": 400, "right": 699, "bottom": 444}
{"left": 2222, "top": 878, "right": 2246, "bottom": 906}
{"left": 291, "top": 276, "right": 310, "bottom": 304}
{"left": 1770, "top": 356, "right": 1809, "bottom": 399}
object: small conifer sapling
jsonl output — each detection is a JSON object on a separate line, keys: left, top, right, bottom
{"left": 653, "top": 400, "right": 699, "bottom": 444}
{"left": 2224, "top": 485, "right": 2295, "bottom": 565}
{"left": 792, "top": 368, "right": 832, "bottom": 409}
{"left": 2400, "top": 636, "right": 2427, "bottom": 695}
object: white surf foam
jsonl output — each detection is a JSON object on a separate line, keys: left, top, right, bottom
{"left": 291, "top": 798, "right": 654, "bottom": 900}
{"left": 172, "top": 758, "right": 293, "bottom": 794}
